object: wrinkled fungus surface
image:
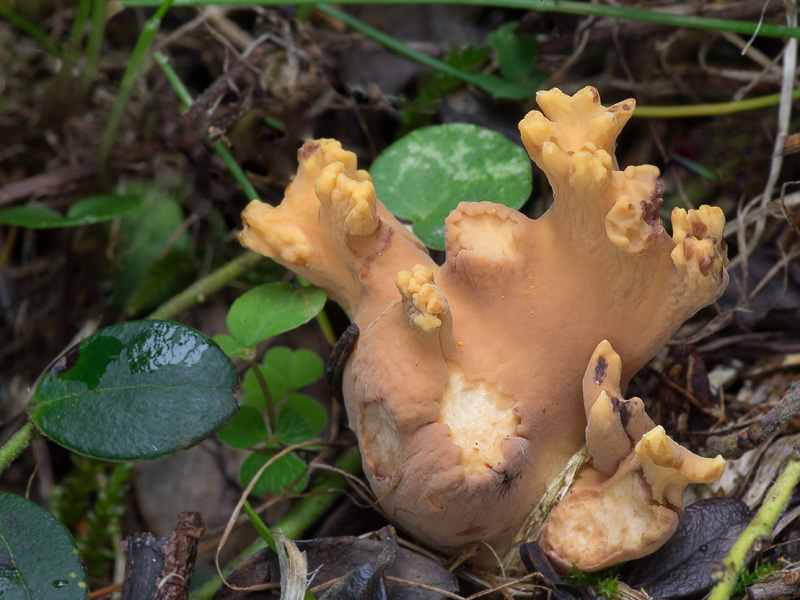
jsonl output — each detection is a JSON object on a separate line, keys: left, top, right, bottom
{"left": 239, "top": 87, "right": 729, "bottom": 571}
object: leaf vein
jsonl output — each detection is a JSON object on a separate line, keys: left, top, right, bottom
{"left": 33, "top": 382, "right": 231, "bottom": 408}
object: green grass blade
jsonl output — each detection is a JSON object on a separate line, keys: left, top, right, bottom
{"left": 154, "top": 51, "right": 261, "bottom": 201}
{"left": 0, "top": 4, "right": 62, "bottom": 57}
{"left": 67, "top": 0, "right": 92, "bottom": 63}
{"left": 243, "top": 500, "right": 278, "bottom": 552}
{"left": 100, "top": 0, "right": 175, "bottom": 169}
{"left": 82, "top": 0, "right": 108, "bottom": 86}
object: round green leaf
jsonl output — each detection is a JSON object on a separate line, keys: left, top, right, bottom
{"left": 29, "top": 320, "right": 239, "bottom": 461}
{"left": 282, "top": 393, "right": 327, "bottom": 436}
{"left": 218, "top": 405, "right": 268, "bottom": 449}
{"left": 275, "top": 407, "right": 313, "bottom": 446}
{"left": 240, "top": 452, "right": 309, "bottom": 496}
{"left": 0, "top": 493, "right": 89, "bottom": 600}
{"left": 242, "top": 366, "right": 285, "bottom": 407}
{"left": 371, "top": 124, "right": 532, "bottom": 249}
{"left": 226, "top": 283, "right": 327, "bottom": 348}
{"left": 241, "top": 378, "right": 268, "bottom": 412}
{"left": 261, "top": 347, "right": 324, "bottom": 401}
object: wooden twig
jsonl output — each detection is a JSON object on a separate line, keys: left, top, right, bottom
{"left": 0, "top": 163, "right": 96, "bottom": 207}
{"left": 747, "top": 570, "right": 800, "bottom": 600}
{"left": 702, "top": 381, "right": 800, "bottom": 459}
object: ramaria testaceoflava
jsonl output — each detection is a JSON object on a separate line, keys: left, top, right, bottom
{"left": 238, "top": 86, "right": 729, "bottom": 571}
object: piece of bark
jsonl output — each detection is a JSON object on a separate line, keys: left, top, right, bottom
{"left": 121, "top": 512, "right": 205, "bottom": 600}
{"left": 121, "top": 532, "right": 168, "bottom": 600}
{"left": 747, "top": 571, "right": 800, "bottom": 600}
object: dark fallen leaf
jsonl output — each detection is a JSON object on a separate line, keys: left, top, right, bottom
{"left": 214, "top": 527, "right": 457, "bottom": 599}
{"left": 624, "top": 498, "right": 752, "bottom": 598}
{"left": 318, "top": 526, "right": 396, "bottom": 600}
{"left": 519, "top": 541, "right": 587, "bottom": 600}
{"left": 213, "top": 550, "right": 281, "bottom": 599}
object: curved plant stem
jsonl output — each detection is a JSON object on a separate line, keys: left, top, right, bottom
{"left": 188, "top": 449, "right": 362, "bottom": 600}
{"left": 119, "top": 0, "right": 800, "bottom": 40}
{"left": 147, "top": 251, "right": 264, "bottom": 320}
{"left": 708, "top": 442, "right": 800, "bottom": 600}
{"left": 0, "top": 422, "right": 38, "bottom": 477}
{"left": 216, "top": 143, "right": 260, "bottom": 202}
{"left": 633, "top": 88, "right": 800, "bottom": 118}
{"left": 249, "top": 356, "right": 276, "bottom": 435}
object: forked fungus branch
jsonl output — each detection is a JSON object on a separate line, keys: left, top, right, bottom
{"left": 239, "top": 87, "right": 729, "bottom": 571}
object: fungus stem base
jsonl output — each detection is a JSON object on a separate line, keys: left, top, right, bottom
{"left": 502, "top": 445, "right": 591, "bottom": 573}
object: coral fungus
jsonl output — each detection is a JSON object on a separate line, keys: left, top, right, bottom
{"left": 239, "top": 86, "right": 729, "bottom": 569}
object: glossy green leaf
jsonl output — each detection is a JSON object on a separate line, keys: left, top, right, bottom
{"left": 275, "top": 408, "right": 313, "bottom": 446}
{"left": 240, "top": 452, "right": 309, "bottom": 496}
{"left": 0, "top": 195, "right": 141, "bottom": 229}
{"left": 282, "top": 393, "right": 327, "bottom": 436}
{"left": 217, "top": 405, "right": 268, "bottom": 449}
{"left": 0, "top": 493, "right": 89, "bottom": 600}
{"left": 226, "top": 283, "right": 327, "bottom": 348}
{"left": 487, "top": 21, "right": 540, "bottom": 84}
{"left": 371, "top": 124, "right": 532, "bottom": 249}
{"left": 29, "top": 320, "right": 239, "bottom": 461}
